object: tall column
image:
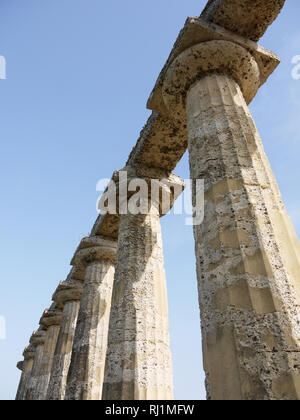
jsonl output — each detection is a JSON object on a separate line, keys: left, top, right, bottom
{"left": 64, "top": 236, "right": 117, "bottom": 400}
{"left": 46, "top": 279, "right": 83, "bottom": 400}
{"left": 103, "top": 168, "right": 184, "bottom": 400}
{"left": 35, "top": 306, "right": 62, "bottom": 400}
{"left": 162, "top": 39, "right": 300, "bottom": 400}
{"left": 24, "top": 329, "right": 46, "bottom": 400}
{"left": 15, "top": 345, "right": 35, "bottom": 400}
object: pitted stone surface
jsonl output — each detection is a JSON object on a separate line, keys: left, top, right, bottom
{"left": 201, "top": 0, "right": 285, "bottom": 42}
{"left": 162, "top": 40, "right": 260, "bottom": 117}
{"left": 65, "top": 238, "right": 117, "bottom": 400}
{"left": 186, "top": 74, "right": 300, "bottom": 400}
{"left": 47, "top": 280, "right": 82, "bottom": 400}
{"left": 103, "top": 202, "right": 174, "bottom": 400}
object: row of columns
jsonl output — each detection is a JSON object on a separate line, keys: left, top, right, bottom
{"left": 16, "top": 173, "right": 182, "bottom": 400}
{"left": 16, "top": 12, "right": 300, "bottom": 400}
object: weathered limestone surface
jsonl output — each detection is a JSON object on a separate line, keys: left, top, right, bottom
{"left": 92, "top": 17, "right": 280, "bottom": 241}
{"left": 185, "top": 74, "right": 300, "bottom": 400}
{"left": 16, "top": 345, "right": 35, "bottom": 400}
{"left": 102, "top": 170, "right": 183, "bottom": 400}
{"left": 24, "top": 330, "right": 46, "bottom": 400}
{"left": 16, "top": 361, "right": 24, "bottom": 400}
{"left": 64, "top": 236, "right": 117, "bottom": 400}
{"left": 35, "top": 306, "right": 62, "bottom": 400}
{"left": 46, "top": 280, "right": 83, "bottom": 400}
{"left": 201, "top": 0, "right": 285, "bottom": 41}
{"left": 161, "top": 34, "right": 300, "bottom": 398}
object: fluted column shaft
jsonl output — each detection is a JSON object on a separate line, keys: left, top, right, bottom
{"left": 16, "top": 346, "right": 35, "bottom": 400}
{"left": 65, "top": 238, "right": 117, "bottom": 400}
{"left": 186, "top": 74, "right": 300, "bottom": 400}
{"left": 103, "top": 201, "right": 174, "bottom": 400}
{"left": 24, "top": 331, "right": 46, "bottom": 400}
{"left": 46, "top": 281, "right": 82, "bottom": 400}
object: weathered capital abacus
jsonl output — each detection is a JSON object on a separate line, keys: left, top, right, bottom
{"left": 46, "top": 279, "right": 83, "bottom": 400}
{"left": 17, "top": 1, "right": 300, "bottom": 401}
{"left": 151, "top": 20, "right": 300, "bottom": 400}
{"left": 64, "top": 236, "right": 117, "bottom": 400}
{"left": 102, "top": 166, "right": 184, "bottom": 400}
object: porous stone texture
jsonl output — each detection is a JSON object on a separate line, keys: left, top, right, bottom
{"left": 24, "top": 330, "right": 46, "bottom": 400}
{"left": 201, "top": 0, "right": 285, "bottom": 41}
{"left": 102, "top": 198, "right": 174, "bottom": 400}
{"left": 64, "top": 237, "right": 117, "bottom": 400}
{"left": 186, "top": 74, "right": 300, "bottom": 400}
{"left": 35, "top": 307, "right": 62, "bottom": 400}
{"left": 46, "top": 280, "right": 83, "bottom": 400}
{"left": 16, "top": 345, "right": 35, "bottom": 400}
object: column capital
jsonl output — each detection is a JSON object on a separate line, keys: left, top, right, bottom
{"left": 163, "top": 40, "right": 260, "bottom": 116}
{"left": 201, "top": 0, "right": 285, "bottom": 42}
{"left": 23, "top": 345, "right": 35, "bottom": 360}
{"left": 52, "top": 280, "right": 83, "bottom": 306}
{"left": 30, "top": 330, "right": 46, "bottom": 347}
{"left": 71, "top": 236, "right": 117, "bottom": 281}
{"left": 147, "top": 18, "right": 279, "bottom": 117}
{"left": 40, "top": 305, "right": 62, "bottom": 328}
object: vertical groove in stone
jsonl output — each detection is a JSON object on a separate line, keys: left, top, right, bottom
{"left": 187, "top": 74, "right": 300, "bottom": 400}
{"left": 35, "top": 325, "right": 60, "bottom": 400}
{"left": 24, "top": 339, "right": 45, "bottom": 400}
{"left": 65, "top": 260, "right": 115, "bottom": 400}
{"left": 102, "top": 204, "right": 174, "bottom": 401}
{"left": 46, "top": 300, "right": 80, "bottom": 400}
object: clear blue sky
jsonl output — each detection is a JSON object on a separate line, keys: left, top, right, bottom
{"left": 0, "top": 0, "right": 299, "bottom": 400}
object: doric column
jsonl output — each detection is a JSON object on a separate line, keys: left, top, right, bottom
{"left": 64, "top": 236, "right": 117, "bottom": 400}
{"left": 162, "top": 36, "right": 300, "bottom": 400}
{"left": 35, "top": 306, "right": 62, "bottom": 400}
{"left": 16, "top": 345, "right": 35, "bottom": 400}
{"left": 24, "top": 329, "right": 46, "bottom": 400}
{"left": 102, "top": 167, "right": 184, "bottom": 400}
{"left": 16, "top": 361, "right": 24, "bottom": 400}
{"left": 46, "top": 279, "right": 83, "bottom": 400}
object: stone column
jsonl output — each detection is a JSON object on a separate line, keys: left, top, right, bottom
{"left": 103, "top": 167, "right": 184, "bottom": 400}
{"left": 24, "top": 329, "right": 46, "bottom": 400}
{"left": 15, "top": 345, "right": 35, "bottom": 400}
{"left": 35, "top": 306, "right": 62, "bottom": 400}
{"left": 162, "top": 39, "right": 300, "bottom": 400}
{"left": 64, "top": 236, "right": 117, "bottom": 400}
{"left": 46, "top": 279, "right": 83, "bottom": 400}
